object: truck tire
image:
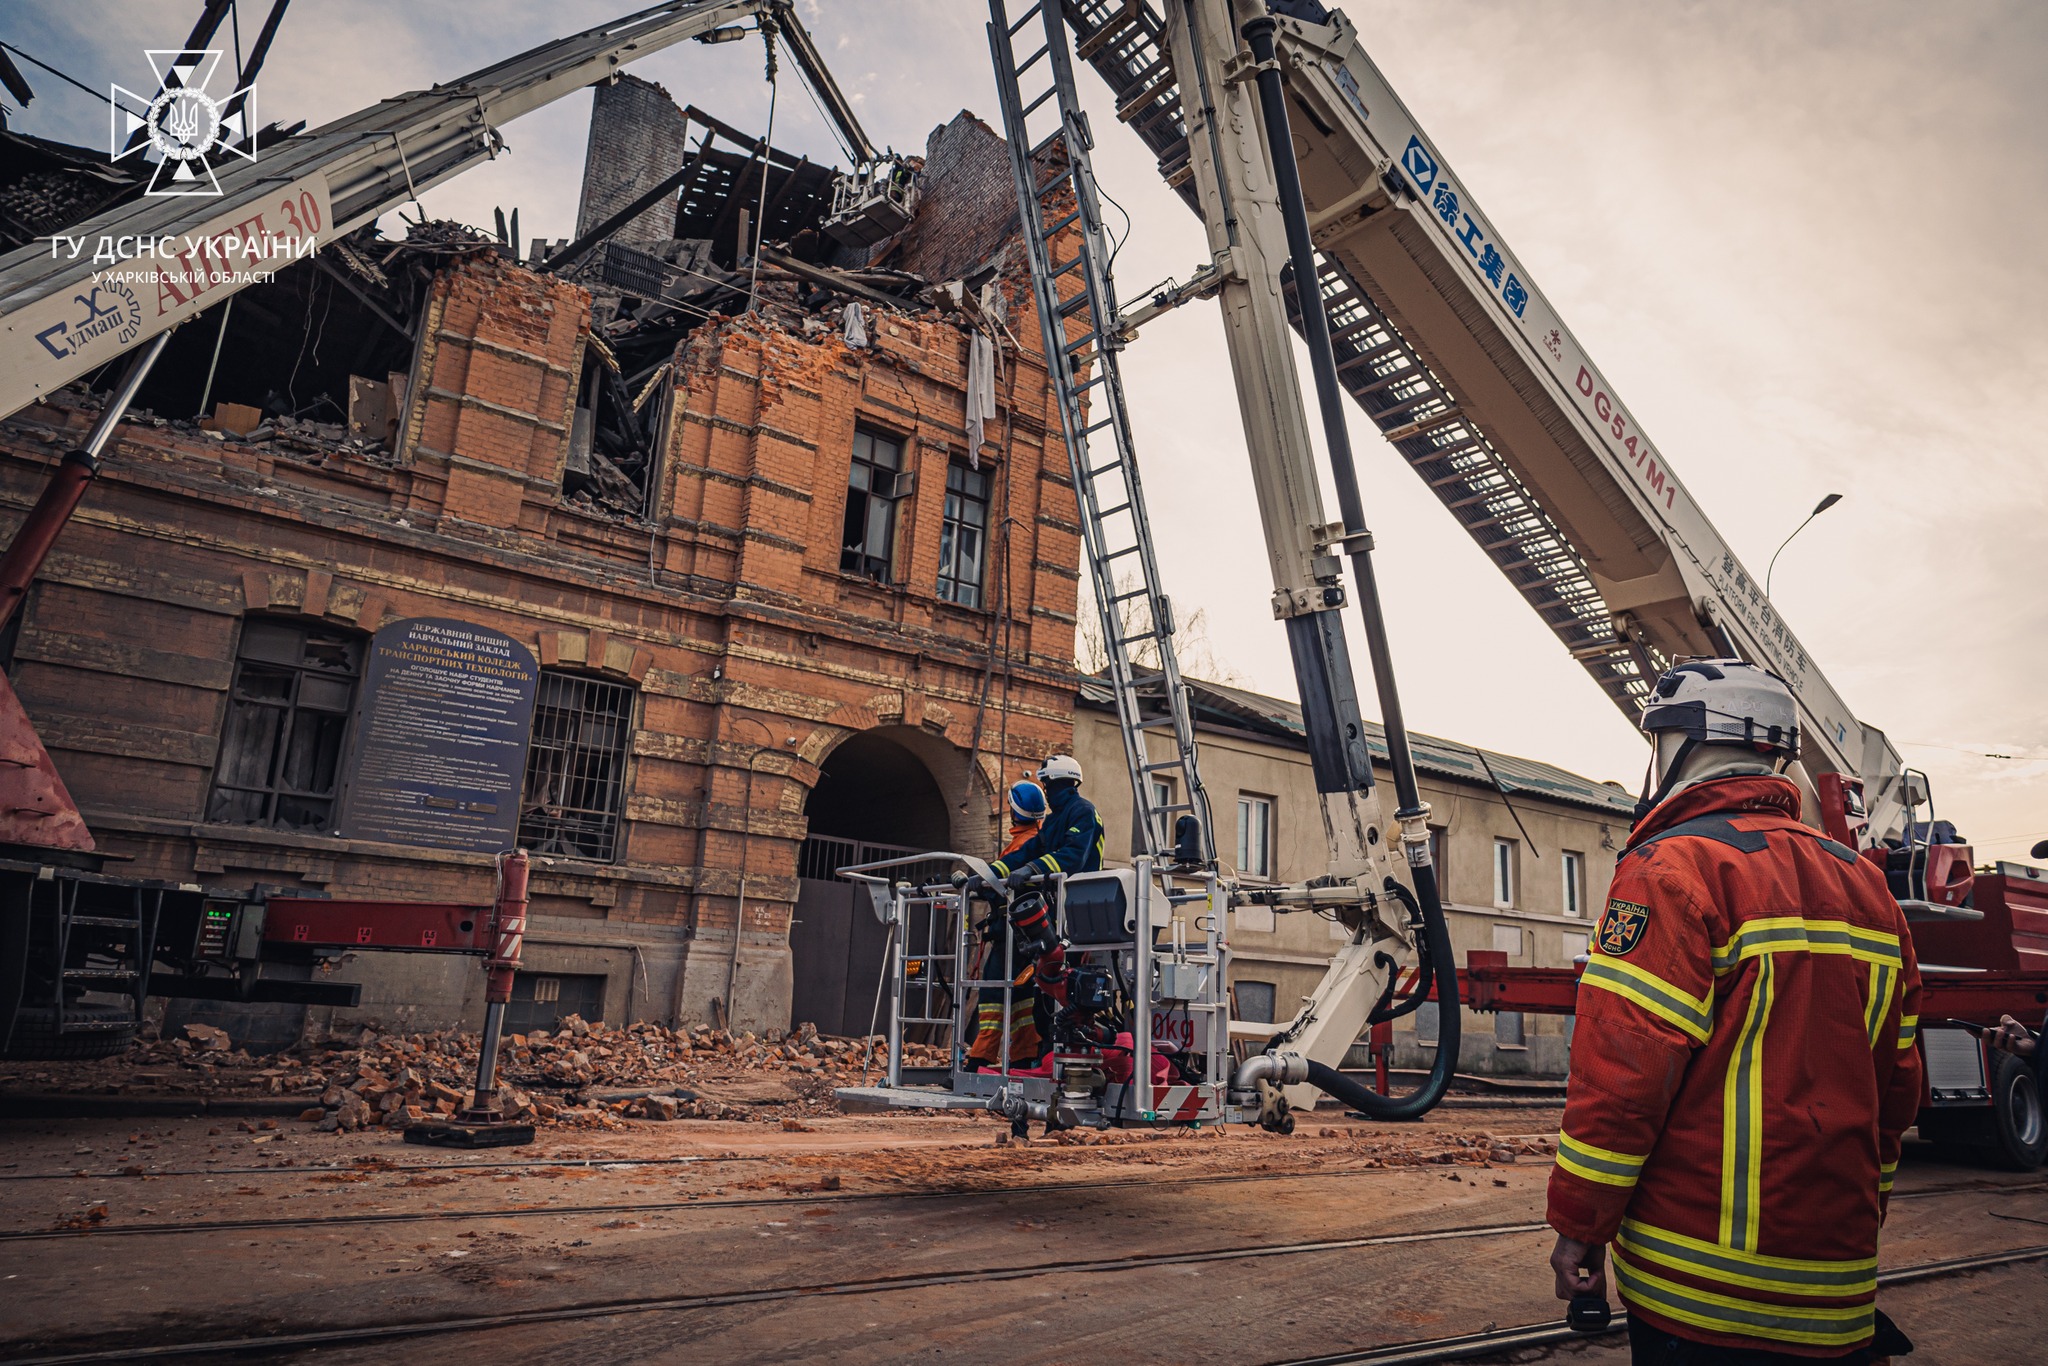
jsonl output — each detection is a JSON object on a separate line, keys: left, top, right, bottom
{"left": 1, "top": 1004, "right": 135, "bottom": 1061}
{"left": 1986, "top": 1052, "right": 2047, "bottom": 1171}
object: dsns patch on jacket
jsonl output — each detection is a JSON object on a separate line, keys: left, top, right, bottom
{"left": 1597, "top": 898, "right": 1650, "bottom": 956}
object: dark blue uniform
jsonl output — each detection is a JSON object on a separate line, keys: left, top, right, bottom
{"left": 989, "top": 783, "right": 1103, "bottom": 879}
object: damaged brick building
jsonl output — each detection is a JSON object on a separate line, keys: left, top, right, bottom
{"left": 0, "top": 82, "right": 1087, "bottom": 1041}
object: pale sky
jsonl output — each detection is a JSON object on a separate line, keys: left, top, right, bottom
{"left": 9, "top": 1, "right": 2045, "bottom": 862}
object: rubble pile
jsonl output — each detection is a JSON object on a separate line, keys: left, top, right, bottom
{"left": 0, "top": 1016, "right": 949, "bottom": 1134}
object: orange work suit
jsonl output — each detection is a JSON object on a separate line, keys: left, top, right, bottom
{"left": 1547, "top": 775, "right": 1923, "bottom": 1357}
{"left": 965, "top": 818, "right": 1044, "bottom": 1066}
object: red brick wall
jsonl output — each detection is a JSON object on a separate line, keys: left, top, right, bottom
{"left": 402, "top": 256, "right": 587, "bottom": 531}
{"left": 0, "top": 211, "right": 1082, "bottom": 1034}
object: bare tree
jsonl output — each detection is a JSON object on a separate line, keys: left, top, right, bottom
{"left": 1076, "top": 570, "right": 1244, "bottom": 685}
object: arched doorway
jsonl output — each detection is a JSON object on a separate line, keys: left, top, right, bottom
{"left": 804, "top": 729, "right": 951, "bottom": 849}
{"left": 788, "top": 727, "right": 972, "bottom": 1036}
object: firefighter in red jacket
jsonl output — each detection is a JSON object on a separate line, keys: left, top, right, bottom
{"left": 1548, "top": 660, "right": 1923, "bottom": 1364}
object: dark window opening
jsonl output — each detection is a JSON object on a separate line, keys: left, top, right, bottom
{"left": 563, "top": 346, "right": 658, "bottom": 518}
{"left": 841, "top": 428, "right": 906, "bottom": 582}
{"left": 937, "top": 460, "right": 990, "bottom": 607}
{"left": 518, "top": 671, "right": 635, "bottom": 862}
{"left": 207, "top": 618, "right": 364, "bottom": 831}
{"left": 503, "top": 972, "right": 608, "bottom": 1036}
{"left": 1234, "top": 979, "right": 1277, "bottom": 1025}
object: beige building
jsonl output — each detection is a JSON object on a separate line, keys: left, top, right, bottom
{"left": 1074, "top": 679, "right": 1639, "bottom": 1076}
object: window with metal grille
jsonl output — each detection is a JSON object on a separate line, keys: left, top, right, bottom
{"left": 937, "top": 460, "right": 990, "bottom": 606}
{"left": 517, "top": 671, "right": 635, "bottom": 862}
{"left": 841, "top": 427, "right": 906, "bottom": 582}
{"left": 207, "top": 618, "right": 364, "bottom": 831}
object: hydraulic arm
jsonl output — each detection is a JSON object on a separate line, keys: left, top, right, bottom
{"left": 990, "top": 0, "right": 1460, "bottom": 1121}
{"left": 1064, "top": 0, "right": 1906, "bottom": 840}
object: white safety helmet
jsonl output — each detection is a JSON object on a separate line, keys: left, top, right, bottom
{"left": 1633, "top": 659, "right": 1798, "bottom": 821}
{"left": 1037, "top": 754, "right": 1084, "bottom": 786}
{"left": 1639, "top": 659, "right": 1800, "bottom": 758}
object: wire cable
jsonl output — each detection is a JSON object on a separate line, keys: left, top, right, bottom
{"left": 783, "top": 29, "right": 857, "bottom": 167}
{"left": 1098, "top": 178, "right": 1134, "bottom": 274}
{"left": 0, "top": 41, "right": 119, "bottom": 109}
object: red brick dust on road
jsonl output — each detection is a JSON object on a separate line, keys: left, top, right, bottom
{"left": 0, "top": 1105, "right": 2041, "bottom": 1364}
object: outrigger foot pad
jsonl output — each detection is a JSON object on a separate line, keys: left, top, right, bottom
{"left": 404, "top": 1120, "right": 535, "bottom": 1148}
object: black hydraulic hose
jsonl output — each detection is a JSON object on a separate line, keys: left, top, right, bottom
{"left": 1306, "top": 874, "right": 1459, "bottom": 1121}
{"left": 1365, "top": 882, "right": 1431, "bottom": 1027}
{"left": 1360, "top": 951, "right": 1402, "bottom": 1024}
{"left": 1243, "top": 13, "right": 1460, "bottom": 1117}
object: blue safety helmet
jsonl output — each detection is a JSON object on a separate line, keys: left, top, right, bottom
{"left": 1008, "top": 779, "right": 1049, "bottom": 824}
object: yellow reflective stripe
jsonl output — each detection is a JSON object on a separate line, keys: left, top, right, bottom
{"left": 1614, "top": 1249, "right": 1876, "bottom": 1348}
{"left": 1582, "top": 957, "right": 1714, "bottom": 1043}
{"left": 1712, "top": 918, "right": 1902, "bottom": 973}
{"left": 1617, "top": 1218, "right": 1877, "bottom": 1296}
{"left": 1844, "top": 924, "right": 1902, "bottom": 965}
{"left": 1711, "top": 917, "right": 1807, "bottom": 972}
{"left": 1864, "top": 961, "right": 1895, "bottom": 1048}
{"left": 1879, "top": 1159, "right": 1897, "bottom": 1194}
{"left": 1897, "top": 1014, "right": 1919, "bottom": 1049}
{"left": 1556, "top": 1131, "right": 1649, "bottom": 1187}
{"left": 1719, "top": 955, "right": 1774, "bottom": 1250}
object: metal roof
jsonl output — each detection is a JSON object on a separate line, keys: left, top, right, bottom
{"left": 1079, "top": 676, "right": 1638, "bottom": 817}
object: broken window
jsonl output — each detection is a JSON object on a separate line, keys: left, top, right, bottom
{"left": 841, "top": 428, "right": 906, "bottom": 582}
{"left": 517, "top": 671, "right": 635, "bottom": 863}
{"left": 563, "top": 336, "right": 658, "bottom": 517}
{"left": 937, "top": 460, "right": 990, "bottom": 607}
{"left": 207, "top": 619, "right": 364, "bottom": 831}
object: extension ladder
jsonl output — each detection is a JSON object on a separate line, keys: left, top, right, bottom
{"left": 985, "top": 0, "right": 1212, "bottom": 864}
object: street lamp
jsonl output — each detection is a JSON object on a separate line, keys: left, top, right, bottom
{"left": 1764, "top": 493, "right": 1842, "bottom": 599}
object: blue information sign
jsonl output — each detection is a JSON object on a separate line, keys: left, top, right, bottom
{"left": 335, "top": 618, "right": 539, "bottom": 852}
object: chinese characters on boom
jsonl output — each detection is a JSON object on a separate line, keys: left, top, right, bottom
{"left": 1398, "top": 135, "right": 1680, "bottom": 514}
{"left": 1718, "top": 551, "right": 1814, "bottom": 688}
{"left": 1396, "top": 135, "right": 1818, "bottom": 701}
{"left": 1399, "top": 136, "right": 1530, "bottom": 320}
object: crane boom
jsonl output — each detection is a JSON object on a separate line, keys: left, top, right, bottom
{"left": 0, "top": 0, "right": 868, "bottom": 422}
{"left": 1063, "top": 0, "right": 1907, "bottom": 841}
